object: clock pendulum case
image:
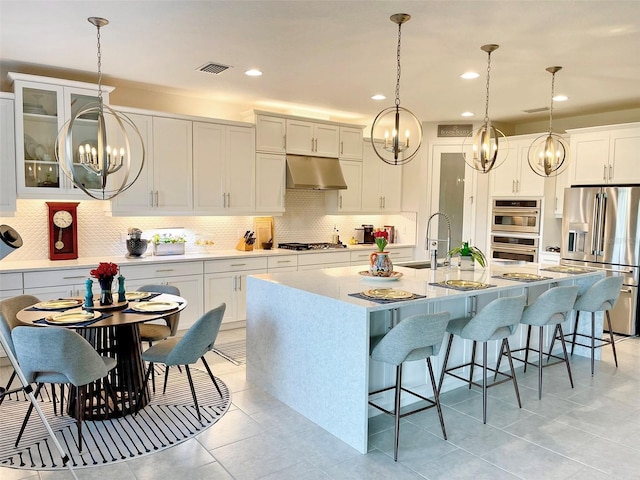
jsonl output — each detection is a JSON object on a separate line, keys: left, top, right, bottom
{"left": 46, "top": 202, "right": 80, "bottom": 260}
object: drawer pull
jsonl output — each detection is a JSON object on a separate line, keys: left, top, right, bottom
{"left": 155, "top": 269, "right": 175, "bottom": 273}
{"left": 277, "top": 260, "right": 292, "bottom": 264}
{"left": 62, "top": 275, "right": 85, "bottom": 279}
{"left": 230, "top": 263, "right": 246, "bottom": 267}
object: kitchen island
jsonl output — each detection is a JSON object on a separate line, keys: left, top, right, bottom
{"left": 246, "top": 263, "right": 602, "bottom": 453}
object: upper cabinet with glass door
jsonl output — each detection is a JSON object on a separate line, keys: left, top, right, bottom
{"left": 9, "top": 73, "right": 114, "bottom": 198}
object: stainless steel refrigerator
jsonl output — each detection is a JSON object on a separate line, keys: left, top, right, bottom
{"left": 562, "top": 185, "right": 640, "bottom": 335}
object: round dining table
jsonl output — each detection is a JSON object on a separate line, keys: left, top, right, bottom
{"left": 17, "top": 292, "right": 188, "bottom": 420}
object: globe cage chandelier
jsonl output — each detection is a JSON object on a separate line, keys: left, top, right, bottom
{"left": 527, "top": 66, "right": 570, "bottom": 177}
{"left": 462, "top": 44, "right": 508, "bottom": 174}
{"left": 370, "top": 13, "right": 423, "bottom": 166}
{"left": 56, "top": 17, "right": 145, "bottom": 200}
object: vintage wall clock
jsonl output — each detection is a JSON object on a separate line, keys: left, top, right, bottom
{"left": 46, "top": 202, "right": 80, "bottom": 260}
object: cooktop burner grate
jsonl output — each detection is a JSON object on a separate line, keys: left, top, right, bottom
{"left": 278, "top": 242, "right": 347, "bottom": 251}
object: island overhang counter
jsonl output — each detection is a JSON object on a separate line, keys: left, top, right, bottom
{"left": 246, "top": 263, "right": 602, "bottom": 454}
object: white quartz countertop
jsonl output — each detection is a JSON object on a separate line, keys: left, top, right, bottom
{"left": 248, "top": 263, "right": 602, "bottom": 313}
{"left": 0, "top": 243, "right": 415, "bottom": 274}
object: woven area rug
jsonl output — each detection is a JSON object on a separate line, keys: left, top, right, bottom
{"left": 0, "top": 365, "right": 231, "bottom": 470}
{"left": 213, "top": 340, "right": 246, "bottom": 366}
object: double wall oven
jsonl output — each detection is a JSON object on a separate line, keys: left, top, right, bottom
{"left": 490, "top": 198, "right": 542, "bottom": 263}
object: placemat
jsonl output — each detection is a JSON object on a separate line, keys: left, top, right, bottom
{"left": 429, "top": 281, "right": 496, "bottom": 291}
{"left": 348, "top": 292, "right": 426, "bottom": 304}
{"left": 34, "top": 312, "right": 112, "bottom": 327}
{"left": 541, "top": 266, "right": 594, "bottom": 274}
{"left": 129, "top": 291, "right": 162, "bottom": 302}
{"left": 121, "top": 301, "right": 183, "bottom": 315}
{"left": 492, "top": 274, "right": 553, "bottom": 283}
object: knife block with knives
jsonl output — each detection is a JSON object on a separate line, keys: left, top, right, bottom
{"left": 236, "top": 231, "right": 255, "bottom": 251}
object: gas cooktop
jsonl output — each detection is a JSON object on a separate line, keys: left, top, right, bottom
{"left": 278, "top": 242, "right": 347, "bottom": 251}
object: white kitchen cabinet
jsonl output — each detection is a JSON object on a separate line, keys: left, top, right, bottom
{"left": 569, "top": 123, "right": 640, "bottom": 185}
{"left": 193, "top": 122, "right": 255, "bottom": 214}
{"left": 553, "top": 165, "right": 570, "bottom": 217}
{"left": 255, "top": 115, "right": 286, "bottom": 153}
{"left": 10, "top": 73, "right": 113, "bottom": 199}
{"left": 204, "top": 257, "right": 268, "bottom": 324}
{"left": 23, "top": 267, "right": 91, "bottom": 299}
{"left": 339, "top": 126, "right": 363, "bottom": 160}
{"left": 361, "top": 140, "right": 402, "bottom": 213}
{"left": 325, "top": 159, "right": 362, "bottom": 213}
{"left": 286, "top": 119, "right": 339, "bottom": 157}
{"left": 267, "top": 254, "right": 298, "bottom": 272}
{"left": 255, "top": 152, "right": 286, "bottom": 213}
{"left": 490, "top": 135, "right": 545, "bottom": 197}
{"left": 297, "top": 251, "right": 351, "bottom": 270}
{"left": 349, "top": 246, "right": 413, "bottom": 267}
{"left": 0, "top": 95, "right": 16, "bottom": 215}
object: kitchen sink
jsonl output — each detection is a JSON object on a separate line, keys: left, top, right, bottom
{"left": 396, "top": 260, "right": 445, "bottom": 269}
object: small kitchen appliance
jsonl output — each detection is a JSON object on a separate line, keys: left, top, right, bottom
{"left": 362, "top": 225, "right": 375, "bottom": 244}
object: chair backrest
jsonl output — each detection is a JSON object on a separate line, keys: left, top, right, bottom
{"left": 521, "top": 285, "right": 579, "bottom": 327}
{"left": 12, "top": 326, "right": 110, "bottom": 386}
{"left": 165, "top": 303, "right": 226, "bottom": 366}
{"left": 461, "top": 295, "right": 527, "bottom": 342}
{"left": 0, "top": 294, "right": 40, "bottom": 357}
{"left": 371, "top": 312, "right": 450, "bottom": 366}
{"left": 138, "top": 284, "right": 181, "bottom": 336}
{"left": 574, "top": 275, "right": 623, "bottom": 313}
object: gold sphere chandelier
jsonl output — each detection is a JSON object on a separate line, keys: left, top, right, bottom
{"left": 527, "top": 66, "right": 570, "bottom": 177}
{"left": 370, "top": 13, "right": 423, "bottom": 166}
{"left": 462, "top": 44, "right": 508, "bottom": 174}
{"left": 56, "top": 17, "right": 145, "bottom": 200}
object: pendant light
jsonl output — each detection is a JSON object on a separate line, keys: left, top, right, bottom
{"left": 370, "top": 13, "right": 423, "bottom": 166}
{"left": 56, "top": 17, "right": 145, "bottom": 200}
{"left": 527, "top": 66, "right": 569, "bottom": 177}
{"left": 462, "top": 44, "right": 508, "bottom": 174}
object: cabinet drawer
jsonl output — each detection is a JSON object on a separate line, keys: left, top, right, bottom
{"left": 120, "top": 261, "right": 203, "bottom": 280}
{"left": 0, "top": 272, "right": 23, "bottom": 291}
{"left": 205, "top": 257, "right": 268, "bottom": 273}
{"left": 24, "top": 268, "right": 90, "bottom": 288}
{"left": 350, "top": 251, "right": 373, "bottom": 264}
{"left": 297, "top": 251, "right": 350, "bottom": 267}
{"left": 267, "top": 255, "right": 298, "bottom": 271}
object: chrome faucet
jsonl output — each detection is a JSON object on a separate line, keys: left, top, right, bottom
{"left": 425, "top": 212, "right": 451, "bottom": 271}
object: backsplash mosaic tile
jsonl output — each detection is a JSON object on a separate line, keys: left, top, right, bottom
{"left": 0, "top": 191, "right": 417, "bottom": 261}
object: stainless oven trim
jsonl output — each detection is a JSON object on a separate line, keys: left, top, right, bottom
{"left": 490, "top": 244, "right": 539, "bottom": 263}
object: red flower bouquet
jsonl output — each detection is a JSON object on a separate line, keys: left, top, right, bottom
{"left": 90, "top": 262, "right": 119, "bottom": 279}
{"left": 373, "top": 229, "right": 389, "bottom": 252}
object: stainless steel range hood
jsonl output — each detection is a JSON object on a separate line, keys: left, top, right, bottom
{"left": 285, "top": 155, "right": 347, "bottom": 190}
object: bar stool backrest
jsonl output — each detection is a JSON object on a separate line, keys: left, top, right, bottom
{"left": 521, "top": 285, "right": 579, "bottom": 326}
{"left": 12, "top": 326, "right": 110, "bottom": 386}
{"left": 371, "top": 312, "right": 451, "bottom": 365}
{"left": 574, "top": 276, "right": 623, "bottom": 313}
{"left": 461, "top": 295, "right": 527, "bottom": 342}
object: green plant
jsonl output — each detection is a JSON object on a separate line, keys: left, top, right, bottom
{"left": 448, "top": 242, "right": 487, "bottom": 268}
{"left": 152, "top": 233, "right": 186, "bottom": 245}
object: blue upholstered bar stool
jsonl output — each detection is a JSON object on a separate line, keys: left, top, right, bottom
{"left": 368, "top": 312, "right": 450, "bottom": 462}
{"left": 438, "top": 295, "right": 526, "bottom": 424}
{"left": 497, "top": 286, "right": 579, "bottom": 399}
{"left": 567, "top": 276, "right": 623, "bottom": 375}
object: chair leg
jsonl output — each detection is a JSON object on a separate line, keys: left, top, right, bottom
{"left": 15, "top": 383, "right": 43, "bottom": 447}
{"left": 76, "top": 385, "right": 84, "bottom": 452}
{"left": 163, "top": 365, "right": 170, "bottom": 394}
{"left": 150, "top": 362, "right": 156, "bottom": 393}
{"left": 437, "top": 334, "right": 454, "bottom": 392}
{"left": 427, "top": 357, "right": 447, "bottom": 441}
{"left": 51, "top": 384, "right": 58, "bottom": 416}
{"left": 185, "top": 365, "right": 201, "bottom": 421}
{"left": 0, "top": 370, "right": 17, "bottom": 405}
{"left": 606, "top": 311, "right": 619, "bottom": 368}
{"left": 571, "top": 311, "right": 581, "bottom": 356}
{"left": 503, "top": 338, "right": 522, "bottom": 409}
{"left": 482, "top": 342, "right": 488, "bottom": 424}
{"left": 392, "top": 364, "right": 402, "bottom": 462}
{"left": 537, "top": 327, "right": 543, "bottom": 400}
{"left": 591, "top": 312, "right": 596, "bottom": 375}
{"left": 524, "top": 325, "right": 532, "bottom": 373}
{"left": 200, "top": 356, "right": 223, "bottom": 397}
{"left": 556, "top": 324, "right": 574, "bottom": 389}
{"left": 469, "top": 341, "right": 477, "bottom": 389}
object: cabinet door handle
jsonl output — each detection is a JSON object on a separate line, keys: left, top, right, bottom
{"left": 603, "top": 165, "right": 607, "bottom": 181}
{"left": 311, "top": 138, "right": 315, "bottom": 151}
{"left": 222, "top": 192, "right": 227, "bottom": 207}
{"left": 512, "top": 180, "right": 516, "bottom": 193}
{"left": 233, "top": 276, "right": 237, "bottom": 291}
{"left": 227, "top": 193, "right": 231, "bottom": 208}
{"left": 609, "top": 165, "right": 613, "bottom": 181}
{"left": 150, "top": 191, "right": 154, "bottom": 207}
{"left": 154, "top": 191, "right": 159, "bottom": 207}
{"left": 283, "top": 134, "right": 286, "bottom": 149}
{"left": 340, "top": 141, "right": 344, "bottom": 155}
{"left": 339, "top": 195, "right": 343, "bottom": 209}
{"left": 238, "top": 276, "right": 242, "bottom": 291}
{"left": 516, "top": 180, "right": 520, "bottom": 193}
{"left": 382, "top": 196, "right": 386, "bottom": 208}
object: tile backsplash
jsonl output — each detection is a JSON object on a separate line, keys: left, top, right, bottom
{"left": 0, "top": 190, "right": 417, "bottom": 261}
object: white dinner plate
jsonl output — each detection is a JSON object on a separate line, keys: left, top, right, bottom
{"left": 361, "top": 288, "right": 413, "bottom": 300}
{"left": 34, "top": 299, "right": 84, "bottom": 310}
{"left": 125, "top": 291, "right": 151, "bottom": 301}
{"left": 48, "top": 310, "right": 100, "bottom": 324}
{"left": 131, "top": 301, "right": 179, "bottom": 313}
{"left": 359, "top": 271, "right": 403, "bottom": 281}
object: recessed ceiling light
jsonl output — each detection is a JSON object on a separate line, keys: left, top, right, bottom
{"left": 245, "top": 69, "right": 262, "bottom": 77}
{"left": 461, "top": 72, "right": 480, "bottom": 79}
{"left": 371, "top": 94, "right": 386, "bottom": 100}
{"left": 461, "top": 111, "right": 474, "bottom": 117}
{"left": 553, "top": 94, "right": 568, "bottom": 102}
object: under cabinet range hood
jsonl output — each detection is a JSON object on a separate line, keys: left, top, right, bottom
{"left": 285, "top": 155, "right": 347, "bottom": 190}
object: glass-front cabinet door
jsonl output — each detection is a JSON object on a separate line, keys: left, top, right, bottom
{"left": 10, "top": 73, "right": 111, "bottom": 198}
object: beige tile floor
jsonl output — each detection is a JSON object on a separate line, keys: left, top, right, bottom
{"left": 1, "top": 328, "right": 639, "bottom": 480}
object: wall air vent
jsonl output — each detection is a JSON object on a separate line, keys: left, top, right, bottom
{"left": 197, "top": 62, "right": 232, "bottom": 75}
{"left": 523, "top": 107, "right": 550, "bottom": 114}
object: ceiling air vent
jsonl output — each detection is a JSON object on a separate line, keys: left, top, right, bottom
{"left": 523, "top": 107, "right": 550, "bottom": 114}
{"left": 197, "top": 62, "right": 232, "bottom": 75}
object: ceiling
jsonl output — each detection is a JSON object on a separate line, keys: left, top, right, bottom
{"left": 1, "top": 0, "right": 639, "bottom": 127}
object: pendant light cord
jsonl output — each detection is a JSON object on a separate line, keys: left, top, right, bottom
{"left": 95, "top": 23, "right": 104, "bottom": 113}
{"left": 395, "top": 22, "right": 402, "bottom": 107}
{"left": 548, "top": 71, "right": 556, "bottom": 134}
{"left": 483, "top": 51, "right": 492, "bottom": 124}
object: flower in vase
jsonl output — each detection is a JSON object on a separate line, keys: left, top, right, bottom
{"left": 373, "top": 229, "right": 388, "bottom": 252}
{"left": 90, "top": 262, "right": 119, "bottom": 280}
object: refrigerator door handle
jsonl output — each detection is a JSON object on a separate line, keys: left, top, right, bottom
{"left": 597, "top": 193, "right": 607, "bottom": 256}
{"left": 590, "top": 193, "right": 600, "bottom": 255}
